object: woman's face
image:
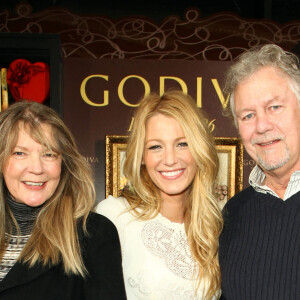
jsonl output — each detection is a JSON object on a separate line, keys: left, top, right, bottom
{"left": 143, "top": 113, "right": 197, "bottom": 202}
{"left": 3, "top": 124, "right": 62, "bottom": 207}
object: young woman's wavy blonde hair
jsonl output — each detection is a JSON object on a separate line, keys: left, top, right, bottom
{"left": 122, "top": 90, "right": 223, "bottom": 299}
{"left": 0, "top": 101, "right": 95, "bottom": 276}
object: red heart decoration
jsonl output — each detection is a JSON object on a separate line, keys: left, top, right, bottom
{"left": 7, "top": 59, "right": 50, "bottom": 103}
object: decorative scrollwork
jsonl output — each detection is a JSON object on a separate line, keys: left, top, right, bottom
{"left": 1, "top": 4, "right": 300, "bottom": 60}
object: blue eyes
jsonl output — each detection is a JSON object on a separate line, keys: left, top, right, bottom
{"left": 242, "top": 113, "right": 254, "bottom": 121}
{"left": 148, "top": 145, "right": 161, "bottom": 150}
{"left": 12, "top": 151, "right": 58, "bottom": 158}
{"left": 241, "top": 105, "right": 282, "bottom": 121}
{"left": 13, "top": 151, "right": 24, "bottom": 156}
{"left": 178, "top": 142, "right": 188, "bottom": 147}
{"left": 148, "top": 142, "right": 188, "bottom": 150}
{"left": 270, "top": 105, "right": 281, "bottom": 110}
{"left": 44, "top": 153, "right": 56, "bottom": 157}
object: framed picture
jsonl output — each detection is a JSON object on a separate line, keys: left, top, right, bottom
{"left": 105, "top": 135, "right": 243, "bottom": 205}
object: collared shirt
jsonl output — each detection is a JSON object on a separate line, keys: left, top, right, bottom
{"left": 249, "top": 165, "right": 300, "bottom": 200}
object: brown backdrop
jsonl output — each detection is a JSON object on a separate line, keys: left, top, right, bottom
{"left": 63, "top": 57, "right": 254, "bottom": 201}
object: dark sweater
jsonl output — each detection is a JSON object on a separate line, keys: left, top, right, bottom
{"left": 219, "top": 187, "right": 300, "bottom": 300}
{"left": 0, "top": 212, "right": 127, "bottom": 299}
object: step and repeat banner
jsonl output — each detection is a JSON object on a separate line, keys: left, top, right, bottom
{"left": 63, "top": 58, "right": 254, "bottom": 202}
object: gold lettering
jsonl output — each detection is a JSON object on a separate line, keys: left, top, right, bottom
{"left": 118, "top": 75, "right": 150, "bottom": 107}
{"left": 196, "top": 77, "right": 202, "bottom": 108}
{"left": 159, "top": 76, "right": 188, "bottom": 95}
{"left": 83, "top": 156, "right": 99, "bottom": 163}
{"left": 205, "top": 118, "right": 216, "bottom": 132}
{"left": 211, "top": 79, "right": 229, "bottom": 109}
{"left": 80, "top": 75, "right": 109, "bottom": 106}
{"left": 207, "top": 119, "right": 216, "bottom": 132}
{"left": 128, "top": 117, "right": 135, "bottom": 131}
{"left": 244, "top": 159, "right": 255, "bottom": 166}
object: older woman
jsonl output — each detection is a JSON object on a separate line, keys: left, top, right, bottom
{"left": 0, "top": 101, "right": 126, "bottom": 299}
{"left": 96, "top": 91, "right": 223, "bottom": 299}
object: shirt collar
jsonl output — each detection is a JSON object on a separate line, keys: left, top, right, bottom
{"left": 249, "top": 165, "right": 300, "bottom": 200}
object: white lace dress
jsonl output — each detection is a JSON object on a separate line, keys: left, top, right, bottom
{"left": 96, "top": 196, "right": 217, "bottom": 300}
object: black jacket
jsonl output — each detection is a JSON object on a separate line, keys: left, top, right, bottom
{"left": 0, "top": 212, "right": 127, "bottom": 299}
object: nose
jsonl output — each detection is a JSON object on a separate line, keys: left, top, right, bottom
{"left": 255, "top": 113, "right": 273, "bottom": 134}
{"left": 28, "top": 155, "right": 44, "bottom": 174}
{"left": 163, "top": 147, "right": 177, "bottom": 166}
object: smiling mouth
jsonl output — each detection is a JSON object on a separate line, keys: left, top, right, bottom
{"left": 257, "top": 139, "right": 281, "bottom": 146}
{"left": 23, "top": 181, "right": 45, "bottom": 186}
{"left": 160, "top": 170, "right": 183, "bottom": 177}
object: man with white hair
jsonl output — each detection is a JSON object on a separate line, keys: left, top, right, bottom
{"left": 219, "top": 44, "right": 300, "bottom": 300}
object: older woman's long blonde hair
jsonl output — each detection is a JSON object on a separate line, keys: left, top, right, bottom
{"left": 0, "top": 101, "right": 95, "bottom": 276}
{"left": 122, "top": 91, "right": 223, "bottom": 299}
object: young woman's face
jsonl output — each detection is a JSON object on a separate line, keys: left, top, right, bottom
{"left": 3, "top": 124, "right": 62, "bottom": 207}
{"left": 143, "top": 113, "right": 197, "bottom": 202}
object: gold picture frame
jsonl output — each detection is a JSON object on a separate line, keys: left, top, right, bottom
{"left": 105, "top": 135, "right": 243, "bottom": 204}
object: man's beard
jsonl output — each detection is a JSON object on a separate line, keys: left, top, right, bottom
{"left": 252, "top": 132, "right": 290, "bottom": 171}
{"left": 257, "top": 144, "right": 290, "bottom": 171}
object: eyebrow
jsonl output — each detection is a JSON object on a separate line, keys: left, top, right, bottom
{"left": 145, "top": 137, "right": 187, "bottom": 143}
{"left": 237, "top": 98, "right": 280, "bottom": 115}
{"left": 13, "top": 145, "right": 29, "bottom": 151}
{"left": 13, "top": 144, "right": 58, "bottom": 153}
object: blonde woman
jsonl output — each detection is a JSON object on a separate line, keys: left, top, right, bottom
{"left": 96, "top": 91, "right": 223, "bottom": 299}
{"left": 0, "top": 101, "right": 126, "bottom": 299}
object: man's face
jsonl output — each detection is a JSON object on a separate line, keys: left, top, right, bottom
{"left": 234, "top": 66, "right": 300, "bottom": 178}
